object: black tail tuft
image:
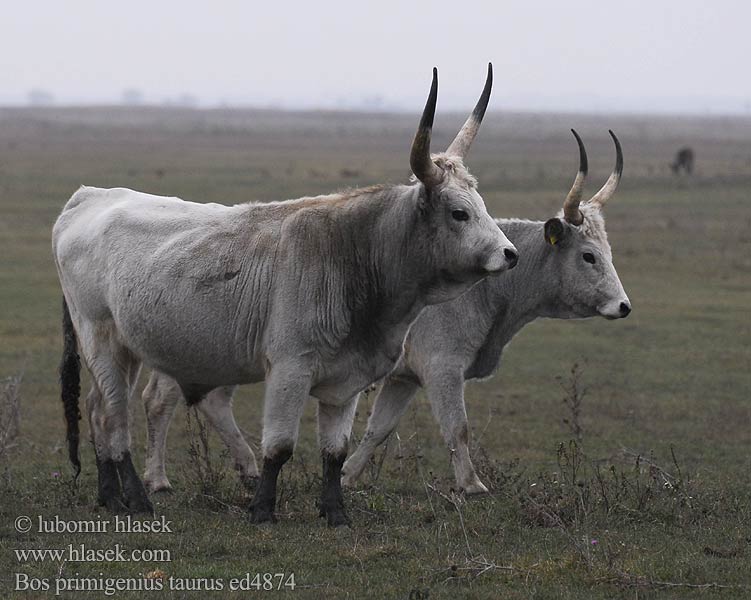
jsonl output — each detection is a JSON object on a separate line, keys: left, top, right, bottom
{"left": 60, "top": 297, "right": 82, "bottom": 478}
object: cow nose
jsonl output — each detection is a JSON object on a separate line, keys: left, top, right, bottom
{"left": 504, "top": 248, "right": 518, "bottom": 269}
{"left": 619, "top": 302, "right": 631, "bottom": 317}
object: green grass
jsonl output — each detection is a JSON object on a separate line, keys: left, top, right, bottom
{"left": 1, "top": 107, "right": 750, "bottom": 598}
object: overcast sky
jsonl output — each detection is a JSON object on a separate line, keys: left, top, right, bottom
{"left": 3, "top": 1, "right": 750, "bottom": 114}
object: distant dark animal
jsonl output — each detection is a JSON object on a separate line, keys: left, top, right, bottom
{"left": 670, "top": 147, "right": 694, "bottom": 174}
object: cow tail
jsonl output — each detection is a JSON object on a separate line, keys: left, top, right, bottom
{"left": 60, "top": 297, "right": 82, "bottom": 478}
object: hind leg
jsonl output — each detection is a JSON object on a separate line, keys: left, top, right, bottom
{"left": 86, "top": 383, "right": 125, "bottom": 511}
{"left": 144, "top": 374, "right": 258, "bottom": 491}
{"left": 197, "top": 386, "right": 259, "bottom": 484}
{"left": 342, "top": 378, "right": 419, "bottom": 487}
{"left": 79, "top": 322, "right": 152, "bottom": 514}
{"left": 425, "top": 366, "right": 487, "bottom": 495}
{"left": 142, "top": 372, "right": 181, "bottom": 493}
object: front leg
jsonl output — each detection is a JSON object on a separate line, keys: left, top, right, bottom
{"left": 248, "top": 364, "right": 310, "bottom": 524}
{"left": 317, "top": 396, "right": 358, "bottom": 527}
{"left": 425, "top": 367, "right": 487, "bottom": 495}
{"left": 249, "top": 448, "right": 292, "bottom": 524}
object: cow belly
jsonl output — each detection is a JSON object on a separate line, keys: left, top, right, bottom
{"left": 311, "top": 351, "right": 396, "bottom": 405}
{"left": 111, "top": 289, "right": 260, "bottom": 386}
{"left": 136, "top": 340, "right": 260, "bottom": 387}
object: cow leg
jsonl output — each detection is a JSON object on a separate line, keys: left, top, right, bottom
{"left": 86, "top": 383, "right": 126, "bottom": 511}
{"left": 87, "top": 367, "right": 147, "bottom": 512}
{"left": 425, "top": 367, "right": 488, "bottom": 495}
{"left": 342, "top": 378, "right": 420, "bottom": 487}
{"left": 317, "top": 396, "right": 358, "bottom": 527}
{"left": 143, "top": 376, "right": 257, "bottom": 491}
{"left": 248, "top": 365, "right": 310, "bottom": 524}
{"left": 196, "top": 386, "right": 259, "bottom": 485}
{"left": 79, "top": 322, "right": 152, "bottom": 514}
{"left": 142, "top": 372, "right": 180, "bottom": 493}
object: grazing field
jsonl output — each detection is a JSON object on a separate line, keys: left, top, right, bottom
{"left": 1, "top": 107, "right": 750, "bottom": 599}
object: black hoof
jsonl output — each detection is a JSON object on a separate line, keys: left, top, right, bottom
{"left": 125, "top": 495, "right": 155, "bottom": 515}
{"left": 240, "top": 475, "right": 260, "bottom": 491}
{"left": 324, "top": 506, "right": 351, "bottom": 528}
{"left": 97, "top": 456, "right": 124, "bottom": 512}
{"left": 102, "top": 496, "right": 128, "bottom": 513}
{"left": 122, "top": 481, "right": 154, "bottom": 515}
{"left": 320, "top": 452, "right": 350, "bottom": 527}
{"left": 319, "top": 500, "right": 350, "bottom": 527}
{"left": 96, "top": 452, "right": 153, "bottom": 515}
{"left": 116, "top": 454, "right": 154, "bottom": 516}
{"left": 249, "top": 507, "right": 277, "bottom": 524}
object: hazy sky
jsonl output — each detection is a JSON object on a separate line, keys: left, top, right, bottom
{"left": 3, "top": 1, "right": 751, "bottom": 114}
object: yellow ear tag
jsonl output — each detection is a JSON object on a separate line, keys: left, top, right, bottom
{"left": 549, "top": 235, "right": 557, "bottom": 245}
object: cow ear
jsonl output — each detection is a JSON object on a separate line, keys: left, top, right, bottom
{"left": 544, "top": 218, "right": 567, "bottom": 246}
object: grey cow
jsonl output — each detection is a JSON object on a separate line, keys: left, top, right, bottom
{"left": 343, "top": 130, "right": 630, "bottom": 492}
{"left": 53, "top": 65, "right": 518, "bottom": 526}
{"left": 139, "top": 130, "right": 631, "bottom": 498}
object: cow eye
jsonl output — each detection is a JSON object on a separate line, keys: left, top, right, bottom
{"left": 583, "top": 252, "right": 596, "bottom": 264}
{"left": 452, "top": 209, "right": 469, "bottom": 222}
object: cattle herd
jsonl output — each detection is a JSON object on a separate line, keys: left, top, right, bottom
{"left": 52, "top": 64, "right": 630, "bottom": 527}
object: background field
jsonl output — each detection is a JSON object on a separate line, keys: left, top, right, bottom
{"left": 0, "top": 107, "right": 750, "bottom": 599}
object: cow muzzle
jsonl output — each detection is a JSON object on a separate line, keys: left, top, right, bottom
{"left": 599, "top": 298, "right": 632, "bottom": 319}
{"left": 482, "top": 243, "right": 519, "bottom": 274}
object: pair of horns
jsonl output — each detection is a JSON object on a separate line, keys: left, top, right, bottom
{"left": 410, "top": 63, "right": 493, "bottom": 187}
{"left": 563, "top": 129, "right": 623, "bottom": 225}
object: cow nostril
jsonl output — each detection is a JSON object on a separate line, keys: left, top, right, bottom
{"left": 504, "top": 248, "right": 518, "bottom": 268}
{"left": 619, "top": 302, "right": 631, "bottom": 317}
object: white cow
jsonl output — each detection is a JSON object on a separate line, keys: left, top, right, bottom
{"left": 53, "top": 65, "right": 518, "bottom": 526}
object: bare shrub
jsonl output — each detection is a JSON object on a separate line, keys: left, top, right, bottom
{"left": 185, "top": 407, "right": 229, "bottom": 496}
{"left": 0, "top": 373, "right": 22, "bottom": 461}
{"left": 275, "top": 447, "right": 319, "bottom": 514}
{"left": 558, "top": 362, "right": 586, "bottom": 442}
{"left": 525, "top": 442, "right": 694, "bottom": 531}
{"left": 470, "top": 359, "right": 698, "bottom": 578}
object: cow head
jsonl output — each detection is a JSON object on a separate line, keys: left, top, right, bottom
{"left": 542, "top": 130, "right": 631, "bottom": 319}
{"left": 410, "top": 65, "right": 517, "bottom": 299}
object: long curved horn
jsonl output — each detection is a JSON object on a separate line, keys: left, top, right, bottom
{"left": 446, "top": 62, "right": 493, "bottom": 159}
{"left": 562, "top": 128, "right": 588, "bottom": 225}
{"left": 588, "top": 130, "right": 623, "bottom": 207}
{"left": 410, "top": 67, "right": 443, "bottom": 187}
